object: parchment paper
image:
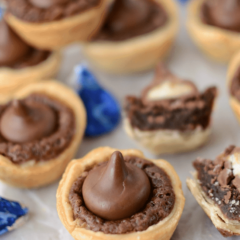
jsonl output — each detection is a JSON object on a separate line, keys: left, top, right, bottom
{"left": 1, "top": 4, "right": 240, "bottom": 240}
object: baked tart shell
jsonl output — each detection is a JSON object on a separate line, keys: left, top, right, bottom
{"left": 124, "top": 119, "right": 211, "bottom": 155}
{"left": 0, "top": 81, "right": 86, "bottom": 188}
{"left": 227, "top": 50, "right": 240, "bottom": 124}
{"left": 187, "top": 0, "right": 240, "bottom": 63}
{"left": 0, "top": 51, "right": 61, "bottom": 102}
{"left": 5, "top": 0, "right": 109, "bottom": 50}
{"left": 82, "top": 0, "right": 179, "bottom": 74}
{"left": 187, "top": 174, "right": 240, "bottom": 237}
{"left": 57, "top": 147, "right": 185, "bottom": 240}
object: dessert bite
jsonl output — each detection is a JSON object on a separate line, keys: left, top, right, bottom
{"left": 124, "top": 65, "right": 217, "bottom": 155}
{"left": 0, "top": 81, "right": 86, "bottom": 188}
{"left": 5, "top": 0, "right": 109, "bottom": 49}
{"left": 83, "top": 0, "right": 178, "bottom": 74}
{"left": 187, "top": 0, "right": 240, "bottom": 62}
{"left": 187, "top": 146, "right": 240, "bottom": 237}
{"left": 57, "top": 147, "right": 185, "bottom": 240}
{"left": 0, "top": 20, "right": 61, "bottom": 98}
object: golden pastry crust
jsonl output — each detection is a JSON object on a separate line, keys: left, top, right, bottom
{"left": 0, "top": 51, "right": 61, "bottom": 99}
{"left": 227, "top": 50, "right": 240, "bottom": 123}
{"left": 187, "top": 0, "right": 240, "bottom": 63}
{"left": 124, "top": 119, "right": 211, "bottom": 155}
{"left": 0, "top": 81, "right": 86, "bottom": 188}
{"left": 187, "top": 173, "right": 240, "bottom": 237}
{"left": 57, "top": 147, "right": 185, "bottom": 240}
{"left": 82, "top": 0, "right": 178, "bottom": 74}
{"left": 5, "top": 0, "right": 108, "bottom": 50}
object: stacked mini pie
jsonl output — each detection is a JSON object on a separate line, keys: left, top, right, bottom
{"left": 0, "top": 81, "right": 86, "bottom": 188}
{"left": 83, "top": 0, "right": 179, "bottom": 74}
{"left": 57, "top": 147, "right": 185, "bottom": 240}
{"left": 124, "top": 65, "right": 217, "bottom": 154}
{"left": 188, "top": 0, "right": 240, "bottom": 62}
{"left": 187, "top": 146, "right": 240, "bottom": 237}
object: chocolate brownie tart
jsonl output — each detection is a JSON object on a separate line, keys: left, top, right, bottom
{"left": 83, "top": 0, "right": 178, "bottom": 74}
{"left": 57, "top": 147, "right": 185, "bottom": 240}
{"left": 5, "top": 0, "right": 109, "bottom": 49}
{"left": 187, "top": 0, "right": 240, "bottom": 62}
{"left": 0, "top": 81, "right": 86, "bottom": 188}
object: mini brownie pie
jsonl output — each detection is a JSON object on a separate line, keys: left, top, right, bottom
{"left": 83, "top": 0, "right": 178, "bottom": 74}
{"left": 0, "top": 81, "right": 86, "bottom": 188}
{"left": 4, "top": 0, "right": 109, "bottom": 50}
{"left": 228, "top": 50, "right": 240, "bottom": 124}
{"left": 188, "top": 0, "right": 240, "bottom": 62}
{"left": 57, "top": 147, "right": 185, "bottom": 240}
{"left": 124, "top": 65, "right": 217, "bottom": 155}
{"left": 187, "top": 145, "right": 240, "bottom": 237}
{"left": 0, "top": 20, "right": 61, "bottom": 99}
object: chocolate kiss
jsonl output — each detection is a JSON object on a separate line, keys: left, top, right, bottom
{"left": 29, "top": 0, "right": 69, "bottom": 9}
{"left": 0, "top": 21, "right": 30, "bottom": 66}
{"left": 106, "top": 0, "right": 150, "bottom": 32}
{"left": 0, "top": 100, "right": 57, "bottom": 143}
{"left": 82, "top": 151, "right": 151, "bottom": 220}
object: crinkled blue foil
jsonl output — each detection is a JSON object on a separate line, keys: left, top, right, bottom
{"left": 178, "top": 0, "right": 189, "bottom": 3}
{"left": 0, "top": 197, "right": 28, "bottom": 235}
{"left": 75, "top": 65, "right": 121, "bottom": 137}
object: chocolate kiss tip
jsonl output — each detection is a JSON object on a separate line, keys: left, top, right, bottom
{"left": 107, "top": 151, "right": 128, "bottom": 181}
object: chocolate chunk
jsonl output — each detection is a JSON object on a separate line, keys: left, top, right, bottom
{"left": 224, "top": 191, "right": 231, "bottom": 204}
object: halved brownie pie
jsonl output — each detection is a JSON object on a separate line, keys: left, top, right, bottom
{"left": 124, "top": 65, "right": 217, "bottom": 154}
{"left": 187, "top": 145, "right": 240, "bottom": 237}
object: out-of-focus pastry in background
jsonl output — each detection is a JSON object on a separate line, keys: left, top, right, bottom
{"left": 188, "top": 0, "right": 240, "bottom": 63}
{"left": 227, "top": 49, "right": 240, "bottom": 124}
{"left": 4, "top": 0, "right": 109, "bottom": 50}
{"left": 0, "top": 81, "right": 86, "bottom": 189}
{"left": 0, "top": 19, "right": 61, "bottom": 101}
{"left": 124, "top": 65, "right": 217, "bottom": 155}
{"left": 83, "top": 0, "right": 179, "bottom": 74}
{"left": 187, "top": 145, "right": 240, "bottom": 237}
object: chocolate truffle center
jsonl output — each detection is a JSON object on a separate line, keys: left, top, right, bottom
{"left": 0, "top": 20, "right": 31, "bottom": 66}
{"left": 0, "top": 99, "right": 57, "bottom": 143}
{"left": 82, "top": 151, "right": 151, "bottom": 220}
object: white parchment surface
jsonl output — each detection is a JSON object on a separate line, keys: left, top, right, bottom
{"left": 1, "top": 4, "right": 240, "bottom": 240}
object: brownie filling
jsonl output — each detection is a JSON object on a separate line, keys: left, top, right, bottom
{"left": 193, "top": 145, "right": 240, "bottom": 221}
{"left": 69, "top": 156, "right": 175, "bottom": 234}
{"left": 201, "top": 0, "right": 240, "bottom": 32}
{"left": 93, "top": 0, "right": 168, "bottom": 41}
{"left": 6, "top": 0, "right": 100, "bottom": 23}
{"left": 230, "top": 67, "right": 240, "bottom": 102}
{"left": 3, "top": 49, "right": 51, "bottom": 69}
{"left": 0, "top": 94, "right": 75, "bottom": 164}
{"left": 125, "top": 87, "right": 217, "bottom": 131}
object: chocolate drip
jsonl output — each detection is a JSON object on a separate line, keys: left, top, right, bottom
{"left": 82, "top": 151, "right": 151, "bottom": 220}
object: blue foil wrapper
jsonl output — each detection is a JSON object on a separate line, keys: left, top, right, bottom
{"left": 75, "top": 65, "right": 121, "bottom": 137}
{"left": 0, "top": 197, "right": 28, "bottom": 235}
